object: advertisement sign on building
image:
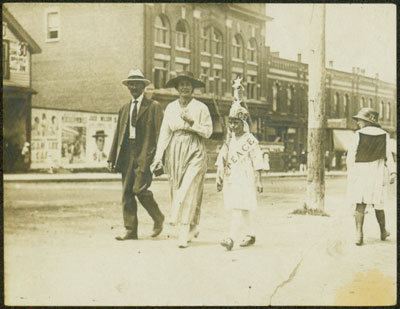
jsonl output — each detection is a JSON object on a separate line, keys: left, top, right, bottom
{"left": 31, "top": 108, "right": 117, "bottom": 169}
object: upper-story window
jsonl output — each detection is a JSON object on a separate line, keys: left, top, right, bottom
{"left": 212, "top": 29, "right": 223, "bottom": 56}
{"left": 155, "top": 15, "right": 170, "bottom": 46}
{"left": 386, "top": 102, "right": 391, "bottom": 120}
{"left": 379, "top": 101, "right": 384, "bottom": 119}
{"left": 176, "top": 20, "right": 189, "bottom": 49}
{"left": 247, "top": 39, "right": 257, "bottom": 63}
{"left": 46, "top": 9, "right": 60, "bottom": 41}
{"left": 232, "top": 34, "right": 243, "bottom": 60}
{"left": 2, "top": 40, "right": 9, "bottom": 79}
{"left": 247, "top": 74, "right": 257, "bottom": 100}
{"left": 154, "top": 59, "right": 169, "bottom": 89}
{"left": 201, "top": 27, "right": 210, "bottom": 53}
{"left": 343, "top": 94, "right": 349, "bottom": 117}
{"left": 368, "top": 98, "right": 373, "bottom": 108}
{"left": 360, "top": 96, "right": 365, "bottom": 109}
{"left": 287, "top": 86, "right": 293, "bottom": 110}
{"left": 333, "top": 92, "right": 340, "bottom": 116}
{"left": 272, "top": 83, "right": 279, "bottom": 111}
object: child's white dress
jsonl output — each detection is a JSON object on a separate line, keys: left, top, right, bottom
{"left": 216, "top": 132, "right": 265, "bottom": 210}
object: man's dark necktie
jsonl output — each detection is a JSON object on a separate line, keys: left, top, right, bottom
{"left": 131, "top": 100, "right": 138, "bottom": 127}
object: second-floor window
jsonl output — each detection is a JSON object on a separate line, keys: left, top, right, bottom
{"left": 154, "top": 59, "right": 169, "bottom": 89}
{"left": 176, "top": 20, "right": 189, "bottom": 49}
{"left": 272, "top": 83, "right": 279, "bottom": 111}
{"left": 386, "top": 102, "right": 391, "bottom": 120}
{"left": 155, "top": 15, "right": 170, "bottom": 45}
{"left": 369, "top": 98, "right": 373, "bottom": 108}
{"left": 2, "top": 40, "right": 9, "bottom": 79}
{"left": 247, "top": 75, "right": 257, "bottom": 100}
{"left": 212, "top": 29, "right": 223, "bottom": 55}
{"left": 360, "top": 96, "right": 365, "bottom": 109}
{"left": 343, "top": 94, "right": 349, "bottom": 117}
{"left": 232, "top": 34, "right": 243, "bottom": 60}
{"left": 46, "top": 10, "right": 60, "bottom": 41}
{"left": 287, "top": 86, "right": 294, "bottom": 111}
{"left": 247, "top": 39, "right": 257, "bottom": 63}
{"left": 379, "top": 101, "right": 384, "bottom": 119}
{"left": 333, "top": 92, "right": 339, "bottom": 116}
{"left": 201, "top": 27, "right": 210, "bottom": 53}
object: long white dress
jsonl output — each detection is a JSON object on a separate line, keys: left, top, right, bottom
{"left": 346, "top": 126, "right": 395, "bottom": 209}
{"left": 154, "top": 98, "right": 212, "bottom": 225}
{"left": 216, "top": 132, "right": 265, "bottom": 210}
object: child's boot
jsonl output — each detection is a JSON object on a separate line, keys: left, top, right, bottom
{"left": 220, "top": 238, "right": 234, "bottom": 251}
{"left": 239, "top": 235, "right": 256, "bottom": 247}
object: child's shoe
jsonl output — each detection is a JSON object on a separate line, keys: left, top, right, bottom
{"left": 239, "top": 235, "right": 256, "bottom": 247}
{"left": 220, "top": 238, "right": 234, "bottom": 251}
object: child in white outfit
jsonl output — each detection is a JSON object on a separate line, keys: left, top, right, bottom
{"left": 216, "top": 105, "right": 267, "bottom": 250}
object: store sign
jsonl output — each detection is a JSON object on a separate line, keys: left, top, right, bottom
{"left": 327, "top": 118, "right": 347, "bottom": 129}
{"left": 9, "top": 41, "right": 27, "bottom": 72}
{"left": 31, "top": 108, "right": 117, "bottom": 169}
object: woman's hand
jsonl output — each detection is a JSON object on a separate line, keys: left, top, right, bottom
{"left": 181, "top": 109, "right": 194, "bottom": 126}
{"left": 389, "top": 172, "right": 397, "bottom": 184}
{"left": 150, "top": 159, "right": 162, "bottom": 174}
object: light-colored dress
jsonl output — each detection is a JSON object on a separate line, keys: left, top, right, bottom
{"left": 216, "top": 132, "right": 265, "bottom": 210}
{"left": 154, "top": 98, "right": 212, "bottom": 225}
{"left": 346, "top": 126, "right": 395, "bottom": 209}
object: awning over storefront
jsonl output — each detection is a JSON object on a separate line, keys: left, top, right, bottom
{"left": 333, "top": 129, "right": 354, "bottom": 152}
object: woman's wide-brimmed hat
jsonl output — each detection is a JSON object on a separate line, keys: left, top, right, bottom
{"left": 92, "top": 130, "right": 108, "bottom": 138}
{"left": 122, "top": 69, "right": 151, "bottom": 86}
{"left": 352, "top": 107, "right": 380, "bottom": 125}
{"left": 165, "top": 71, "right": 205, "bottom": 89}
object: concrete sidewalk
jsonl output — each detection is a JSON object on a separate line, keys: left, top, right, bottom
{"left": 3, "top": 170, "right": 347, "bottom": 183}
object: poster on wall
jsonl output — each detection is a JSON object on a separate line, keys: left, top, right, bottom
{"left": 30, "top": 108, "right": 117, "bottom": 169}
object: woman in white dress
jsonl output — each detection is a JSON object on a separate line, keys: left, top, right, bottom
{"left": 347, "top": 107, "right": 396, "bottom": 246}
{"left": 151, "top": 71, "right": 212, "bottom": 248}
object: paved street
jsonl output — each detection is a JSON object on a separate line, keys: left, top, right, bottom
{"left": 3, "top": 176, "right": 396, "bottom": 306}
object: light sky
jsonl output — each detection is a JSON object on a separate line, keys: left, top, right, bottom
{"left": 266, "top": 4, "right": 396, "bottom": 83}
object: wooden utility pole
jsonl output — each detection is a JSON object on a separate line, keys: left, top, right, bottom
{"left": 306, "top": 4, "right": 326, "bottom": 211}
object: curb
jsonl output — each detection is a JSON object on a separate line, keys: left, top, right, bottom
{"left": 3, "top": 172, "right": 347, "bottom": 183}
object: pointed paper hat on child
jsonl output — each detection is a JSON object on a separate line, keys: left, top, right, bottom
{"left": 228, "top": 76, "right": 250, "bottom": 132}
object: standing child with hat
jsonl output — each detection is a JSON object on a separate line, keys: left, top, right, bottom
{"left": 216, "top": 79, "right": 267, "bottom": 250}
{"left": 346, "top": 107, "right": 396, "bottom": 246}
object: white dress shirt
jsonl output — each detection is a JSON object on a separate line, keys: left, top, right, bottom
{"left": 129, "top": 94, "right": 143, "bottom": 139}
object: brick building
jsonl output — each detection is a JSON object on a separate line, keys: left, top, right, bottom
{"left": 4, "top": 3, "right": 396, "bottom": 172}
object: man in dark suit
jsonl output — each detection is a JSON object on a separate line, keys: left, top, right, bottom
{"left": 108, "top": 69, "right": 165, "bottom": 240}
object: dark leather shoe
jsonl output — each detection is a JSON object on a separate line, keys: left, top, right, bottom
{"left": 151, "top": 215, "right": 165, "bottom": 238}
{"left": 115, "top": 230, "right": 138, "bottom": 241}
{"left": 381, "top": 230, "right": 390, "bottom": 241}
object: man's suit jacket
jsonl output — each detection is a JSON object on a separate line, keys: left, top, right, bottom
{"left": 108, "top": 97, "right": 164, "bottom": 177}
